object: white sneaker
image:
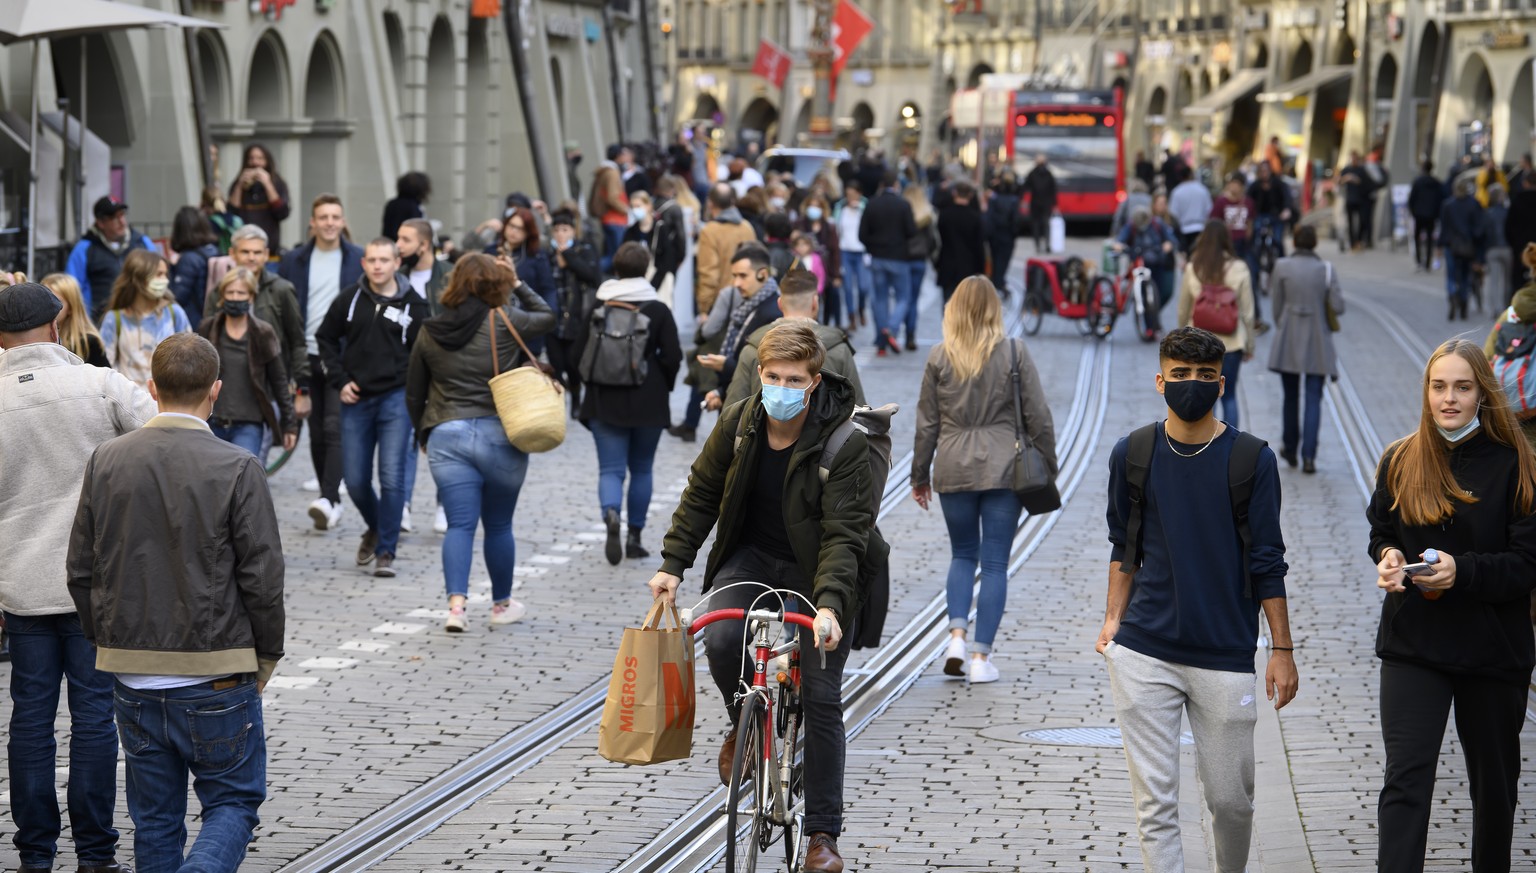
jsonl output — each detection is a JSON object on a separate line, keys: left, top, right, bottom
{"left": 308, "top": 497, "right": 339, "bottom": 531}
{"left": 433, "top": 505, "right": 448, "bottom": 534}
{"left": 489, "top": 599, "right": 526, "bottom": 625}
{"left": 943, "top": 636, "right": 967, "bottom": 677}
{"left": 968, "top": 657, "right": 1000, "bottom": 684}
{"left": 400, "top": 503, "right": 413, "bottom": 533}
{"left": 445, "top": 605, "right": 467, "bottom": 633}
{"left": 302, "top": 477, "right": 321, "bottom": 493}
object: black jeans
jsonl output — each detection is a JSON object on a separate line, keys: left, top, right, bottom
{"left": 1413, "top": 217, "right": 1437, "bottom": 269}
{"left": 1031, "top": 212, "right": 1050, "bottom": 252}
{"left": 702, "top": 546, "right": 851, "bottom": 837}
{"left": 1346, "top": 203, "right": 1367, "bottom": 248}
{"left": 307, "top": 353, "right": 344, "bottom": 504}
{"left": 1378, "top": 660, "right": 1525, "bottom": 873}
{"left": 989, "top": 239, "right": 1015, "bottom": 293}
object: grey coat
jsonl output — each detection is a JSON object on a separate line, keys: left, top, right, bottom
{"left": 913, "top": 338, "right": 1057, "bottom": 493}
{"left": 1267, "top": 251, "right": 1344, "bottom": 377}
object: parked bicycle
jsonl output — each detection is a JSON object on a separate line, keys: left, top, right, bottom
{"left": 683, "top": 590, "right": 830, "bottom": 873}
{"left": 1021, "top": 254, "right": 1119, "bottom": 339}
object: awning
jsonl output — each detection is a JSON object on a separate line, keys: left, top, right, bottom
{"left": 1257, "top": 65, "right": 1354, "bottom": 104}
{"left": 0, "top": 0, "right": 221, "bottom": 45}
{"left": 1181, "top": 69, "right": 1268, "bottom": 120}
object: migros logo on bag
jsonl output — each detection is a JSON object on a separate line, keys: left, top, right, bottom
{"left": 616, "top": 657, "right": 695, "bottom": 732}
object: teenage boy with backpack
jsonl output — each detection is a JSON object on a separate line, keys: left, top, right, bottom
{"left": 1099, "top": 326, "right": 1298, "bottom": 873}
{"left": 648, "top": 321, "right": 883, "bottom": 873}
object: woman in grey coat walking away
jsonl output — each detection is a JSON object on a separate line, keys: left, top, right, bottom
{"left": 1267, "top": 225, "right": 1344, "bottom": 474}
{"left": 911, "top": 275, "right": 1057, "bottom": 684}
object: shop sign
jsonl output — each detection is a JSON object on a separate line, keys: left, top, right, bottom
{"left": 1482, "top": 26, "right": 1529, "bottom": 51}
{"left": 1275, "top": 9, "right": 1318, "bottom": 28}
{"left": 253, "top": 0, "right": 296, "bottom": 19}
{"left": 1104, "top": 50, "right": 1128, "bottom": 69}
{"left": 851, "top": 69, "right": 874, "bottom": 86}
{"left": 1143, "top": 40, "right": 1174, "bottom": 61}
{"left": 546, "top": 14, "right": 583, "bottom": 39}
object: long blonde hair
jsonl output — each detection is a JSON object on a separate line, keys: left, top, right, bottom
{"left": 903, "top": 184, "right": 934, "bottom": 227}
{"left": 41, "top": 273, "right": 101, "bottom": 359}
{"left": 941, "top": 275, "right": 1005, "bottom": 381}
{"left": 1383, "top": 339, "right": 1536, "bottom": 525}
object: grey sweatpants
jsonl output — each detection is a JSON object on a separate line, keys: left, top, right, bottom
{"left": 1104, "top": 641, "right": 1258, "bottom": 873}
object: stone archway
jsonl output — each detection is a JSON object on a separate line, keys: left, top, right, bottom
{"left": 1456, "top": 53, "right": 1496, "bottom": 162}
{"left": 302, "top": 32, "right": 345, "bottom": 201}
{"left": 1373, "top": 54, "right": 1398, "bottom": 143}
{"left": 852, "top": 102, "right": 876, "bottom": 135}
{"left": 1290, "top": 40, "right": 1313, "bottom": 81}
{"left": 1508, "top": 62, "right": 1533, "bottom": 165}
{"left": 383, "top": 12, "right": 406, "bottom": 100}
{"left": 465, "top": 17, "right": 493, "bottom": 217}
{"left": 692, "top": 93, "right": 721, "bottom": 122}
{"left": 739, "top": 97, "right": 778, "bottom": 149}
{"left": 1248, "top": 38, "right": 1269, "bottom": 70}
{"left": 425, "top": 16, "right": 458, "bottom": 217}
{"left": 247, "top": 31, "right": 292, "bottom": 122}
{"left": 966, "top": 63, "right": 994, "bottom": 89}
{"left": 1334, "top": 33, "right": 1357, "bottom": 66}
{"left": 195, "top": 31, "right": 231, "bottom": 124}
{"left": 50, "top": 32, "right": 140, "bottom": 148}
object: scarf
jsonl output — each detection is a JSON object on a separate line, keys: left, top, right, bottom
{"left": 721, "top": 276, "right": 779, "bottom": 357}
{"left": 597, "top": 276, "right": 658, "bottom": 304}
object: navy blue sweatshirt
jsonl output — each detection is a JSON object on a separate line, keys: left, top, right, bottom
{"left": 1107, "top": 424, "right": 1289, "bottom": 672}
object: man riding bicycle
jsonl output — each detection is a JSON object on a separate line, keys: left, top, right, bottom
{"left": 1113, "top": 207, "right": 1179, "bottom": 339}
{"left": 1247, "top": 162, "right": 1293, "bottom": 261}
{"left": 648, "top": 321, "right": 876, "bottom": 873}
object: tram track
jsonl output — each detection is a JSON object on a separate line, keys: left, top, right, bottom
{"left": 279, "top": 303, "right": 1067, "bottom": 873}
{"left": 615, "top": 340, "right": 1115, "bottom": 873}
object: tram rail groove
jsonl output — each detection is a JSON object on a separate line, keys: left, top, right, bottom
{"left": 279, "top": 308, "right": 1058, "bottom": 873}
{"left": 615, "top": 341, "right": 1114, "bottom": 873}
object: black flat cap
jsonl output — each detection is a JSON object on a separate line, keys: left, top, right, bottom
{"left": 0, "top": 282, "right": 64, "bottom": 332}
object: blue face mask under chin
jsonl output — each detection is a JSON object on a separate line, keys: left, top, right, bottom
{"left": 761, "top": 383, "right": 809, "bottom": 421}
{"left": 1436, "top": 415, "right": 1481, "bottom": 444}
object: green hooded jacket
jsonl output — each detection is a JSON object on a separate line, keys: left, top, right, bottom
{"left": 659, "top": 370, "right": 875, "bottom": 622}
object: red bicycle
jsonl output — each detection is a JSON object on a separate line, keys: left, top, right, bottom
{"left": 684, "top": 594, "right": 828, "bottom": 873}
{"left": 1021, "top": 254, "right": 1121, "bottom": 339}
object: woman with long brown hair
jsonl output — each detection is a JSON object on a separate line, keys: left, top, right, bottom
{"left": 1368, "top": 339, "right": 1536, "bottom": 873}
{"left": 912, "top": 275, "right": 1057, "bottom": 683}
{"left": 588, "top": 164, "right": 629, "bottom": 271}
{"left": 406, "top": 253, "right": 555, "bottom": 633}
{"left": 227, "top": 143, "right": 291, "bottom": 251}
{"left": 99, "top": 249, "right": 191, "bottom": 388}
{"left": 1177, "top": 219, "right": 1255, "bottom": 427}
{"left": 40, "top": 273, "right": 108, "bottom": 367}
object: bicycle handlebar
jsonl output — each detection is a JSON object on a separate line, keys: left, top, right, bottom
{"left": 685, "top": 608, "right": 818, "bottom": 636}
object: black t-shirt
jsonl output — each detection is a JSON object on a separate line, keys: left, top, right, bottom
{"left": 742, "top": 441, "right": 797, "bottom": 562}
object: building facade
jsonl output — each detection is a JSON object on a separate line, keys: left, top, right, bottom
{"left": 0, "top": 0, "right": 662, "bottom": 264}
{"left": 665, "top": 0, "right": 943, "bottom": 159}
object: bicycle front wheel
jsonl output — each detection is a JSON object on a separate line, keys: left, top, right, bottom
{"left": 1088, "top": 277, "right": 1118, "bottom": 339}
{"left": 726, "top": 697, "right": 770, "bottom": 873}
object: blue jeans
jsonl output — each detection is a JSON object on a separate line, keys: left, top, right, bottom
{"left": 1445, "top": 253, "right": 1474, "bottom": 307}
{"left": 1220, "top": 350, "right": 1244, "bottom": 428}
{"left": 840, "top": 252, "right": 871, "bottom": 321}
{"left": 340, "top": 388, "right": 412, "bottom": 557}
{"left": 1253, "top": 215, "right": 1286, "bottom": 258}
{"left": 114, "top": 679, "right": 266, "bottom": 873}
{"left": 1280, "top": 372, "right": 1326, "bottom": 461}
{"left": 427, "top": 416, "right": 529, "bottom": 601}
{"left": 210, "top": 421, "right": 264, "bottom": 458}
{"left": 5, "top": 612, "right": 120, "bottom": 868}
{"left": 589, "top": 420, "right": 664, "bottom": 527}
{"left": 601, "top": 224, "right": 626, "bottom": 273}
{"left": 904, "top": 259, "right": 926, "bottom": 341}
{"left": 938, "top": 490, "right": 1022, "bottom": 653}
{"left": 868, "top": 257, "right": 911, "bottom": 348}
{"left": 405, "top": 432, "right": 420, "bottom": 505}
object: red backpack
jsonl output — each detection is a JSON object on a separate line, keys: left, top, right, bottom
{"left": 1192, "top": 280, "right": 1239, "bottom": 334}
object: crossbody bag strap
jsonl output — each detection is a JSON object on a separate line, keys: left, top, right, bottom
{"left": 494, "top": 307, "right": 539, "bottom": 366}
{"left": 487, "top": 312, "right": 501, "bottom": 376}
{"left": 1008, "top": 339, "right": 1026, "bottom": 450}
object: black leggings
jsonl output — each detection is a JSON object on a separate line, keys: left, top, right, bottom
{"left": 1377, "top": 660, "right": 1525, "bottom": 873}
{"left": 1413, "top": 217, "right": 1437, "bottom": 269}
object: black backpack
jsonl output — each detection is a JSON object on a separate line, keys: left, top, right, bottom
{"left": 1492, "top": 314, "right": 1536, "bottom": 360}
{"left": 1122, "top": 422, "right": 1267, "bottom": 599}
{"left": 578, "top": 302, "right": 651, "bottom": 387}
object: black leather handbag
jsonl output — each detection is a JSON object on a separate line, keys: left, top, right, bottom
{"left": 1008, "top": 340, "right": 1062, "bottom": 514}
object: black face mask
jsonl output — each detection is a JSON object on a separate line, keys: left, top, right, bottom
{"left": 223, "top": 299, "right": 252, "bottom": 318}
{"left": 1163, "top": 378, "right": 1221, "bottom": 423}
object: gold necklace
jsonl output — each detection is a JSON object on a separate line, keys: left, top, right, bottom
{"left": 1164, "top": 422, "right": 1220, "bottom": 458}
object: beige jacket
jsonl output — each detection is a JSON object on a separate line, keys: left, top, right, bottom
{"left": 0, "top": 342, "right": 156, "bottom": 615}
{"left": 1177, "top": 258, "right": 1256, "bottom": 355}
{"left": 695, "top": 213, "right": 758, "bottom": 315}
{"left": 912, "top": 339, "right": 1057, "bottom": 493}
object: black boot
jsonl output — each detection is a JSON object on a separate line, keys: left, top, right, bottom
{"left": 626, "top": 527, "right": 649, "bottom": 559}
{"left": 604, "top": 509, "right": 622, "bottom": 565}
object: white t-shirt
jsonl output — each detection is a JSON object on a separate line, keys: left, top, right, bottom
{"left": 408, "top": 267, "right": 433, "bottom": 298}
{"left": 305, "top": 245, "right": 345, "bottom": 355}
{"left": 729, "top": 168, "right": 765, "bottom": 199}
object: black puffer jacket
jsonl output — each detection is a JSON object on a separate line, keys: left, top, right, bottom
{"left": 405, "top": 283, "right": 555, "bottom": 439}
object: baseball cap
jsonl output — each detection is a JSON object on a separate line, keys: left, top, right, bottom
{"left": 93, "top": 196, "right": 128, "bottom": 219}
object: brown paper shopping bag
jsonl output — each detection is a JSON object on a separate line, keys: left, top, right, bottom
{"left": 598, "top": 601, "right": 696, "bottom": 765}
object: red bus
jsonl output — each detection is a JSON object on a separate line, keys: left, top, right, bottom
{"left": 948, "top": 88, "right": 1125, "bottom": 222}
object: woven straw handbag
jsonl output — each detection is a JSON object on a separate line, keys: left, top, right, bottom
{"left": 487, "top": 308, "right": 565, "bottom": 452}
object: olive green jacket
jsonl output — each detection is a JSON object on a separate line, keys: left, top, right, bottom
{"left": 659, "top": 371, "right": 873, "bottom": 622}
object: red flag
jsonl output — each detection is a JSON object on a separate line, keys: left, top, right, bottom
{"left": 751, "top": 39, "right": 792, "bottom": 89}
{"left": 830, "top": 0, "right": 875, "bottom": 83}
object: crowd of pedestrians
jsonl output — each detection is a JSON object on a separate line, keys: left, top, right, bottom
{"left": 2, "top": 126, "right": 1533, "bottom": 873}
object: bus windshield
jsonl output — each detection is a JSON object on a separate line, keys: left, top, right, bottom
{"left": 1014, "top": 130, "right": 1118, "bottom": 191}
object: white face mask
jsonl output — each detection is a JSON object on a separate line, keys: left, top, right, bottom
{"left": 630, "top": 207, "right": 649, "bottom": 223}
{"left": 147, "top": 277, "right": 172, "bottom": 300}
{"left": 769, "top": 197, "right": 787, "bottom": 210}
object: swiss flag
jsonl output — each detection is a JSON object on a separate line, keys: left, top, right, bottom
{"left": 752, "top": 39, "right": 792, "bottom": 89}
{"left": 830, "top": 0, "right": 874, "bottom": 102}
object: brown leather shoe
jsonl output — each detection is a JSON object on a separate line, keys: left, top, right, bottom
{"left": 804, "top": 832, "right": 844, "bottom": 873}
{"left": 717, "top": 729, "right": 737, "bottom": 786}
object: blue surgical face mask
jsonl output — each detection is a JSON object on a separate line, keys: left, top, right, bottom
{"left": 761, "top": 383, "right": 810, "bottom": 421}
{"left": 805, "top": 206, "right": 824, "bottom": 221}
{"left": 1436, "top": 415, "right": 1481, "bottom": 443}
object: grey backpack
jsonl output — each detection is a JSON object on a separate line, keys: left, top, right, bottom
{"left": 579, "top": 302, "right": 651, "bottom": 387}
